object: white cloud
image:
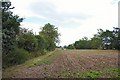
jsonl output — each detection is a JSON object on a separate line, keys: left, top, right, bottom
{"left": 20, "top": 22, "right": 42, "bottom": 35}
{"left": 10, "top": 0, "right": 47, "bottom": 19}
{"left": 10, "top": 0, "right": 119, "bottom": 46}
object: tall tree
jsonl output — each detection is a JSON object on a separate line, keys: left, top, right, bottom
{"left": 2, "top": 2, "right": 23, "bottom": 55}
{"left": 2, "top": 2, "right": 24, "bottom": 68}
{"left": 39, "top": 23, "right": 60, "bottom": 51}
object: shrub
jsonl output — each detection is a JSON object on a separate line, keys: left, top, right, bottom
{"left": 17, "top": 28, "right": 38, "bottom": 52}
{"left": 3, "top": 48, "right": 29, "bottom": 68}
{"left": 11, "top": 48, "right": 29, "bottom": 63}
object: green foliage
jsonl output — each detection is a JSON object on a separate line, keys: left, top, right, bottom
{"left": 81, "top": 70, "right": 100, "bottom": 78}
{"left": 35, "top": 35, "right": 46, "bottom": 49}
{"left": 17, "top": 28, "right": 38, "bottom": 52}
{"left": 39, "top": 23, "right": 60, "bottom": 51}
{"left": 112, "top": 27, "right": 120, "bottom": 50}
{"left": 91, "top": 35, "right": 102, "bottom": 49}
{"left": 3, "top": 48, "right": 29, "bottom": 68}
{"left": 2, "top": 2, "right": 61, "bottom": 68}
{"left": 67, "top": 44, "right": 75, "bottom": 49}
{"left": 79, "top": 37, "right": 91, "bottom": 49}
{"left": 11, "top": 48, "right": 29, "bottom": 63}
{"left": 35, "top": 35, "right": 46, "bottom": 54}
{"left": 2, "top": 29, "right": 16, "bottom": 54}
{"left": 97, "top": 28, "right": 120, "bottom": 50}
{"left": 2, "top": 2, "right": 23, "bottom": 55}
{"left": 72, "top": 37, "right": 92, "bottom": 49}
{"left": 2, "top": 2, "right": 25, "bottom": 68}
{"left": 66, "top": 27, "right": 120, "bottom": 50}
{"left": 61, "top": 68, "right": 119, "bottom": 78}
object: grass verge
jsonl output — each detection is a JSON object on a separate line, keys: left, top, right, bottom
{"left": 2, "top": 50, "right": 59, "bottom": 78}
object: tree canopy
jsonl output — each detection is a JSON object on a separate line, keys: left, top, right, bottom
{"left": 39, "top": 23, "right": 60, "bottom": 51}
{"left": 65, "top": 27, "right": 120, "bottom": 50}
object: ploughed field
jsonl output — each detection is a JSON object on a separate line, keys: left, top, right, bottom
{"left": 3, "top": 49, "right": 119, "bottom": 78}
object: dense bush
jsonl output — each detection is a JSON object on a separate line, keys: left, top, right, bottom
{"left": 17, "top": 28, "right": 38, "bottom": 52}
{"left": 3, "top": 48, "right": 29, "bottom": 68}
{"left": 67, "top": 44, "right": 75, "bottom": 49}
{"left": 35, "top": 35, "right": 46, "bottom": 54}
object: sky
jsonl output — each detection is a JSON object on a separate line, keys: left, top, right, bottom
{"left": 10, "top": 0, "right": 119, "bottom": 46}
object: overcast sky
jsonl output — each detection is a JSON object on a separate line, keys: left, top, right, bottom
{"left": 10, "top": 0, "right": 119, "bottom": 46}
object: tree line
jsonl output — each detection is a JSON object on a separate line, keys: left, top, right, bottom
{"left": 65, "top": 28, "right": 120, "bottom": 50}
{"left": 2, "top": 2, "right": 60, "bottom": 68}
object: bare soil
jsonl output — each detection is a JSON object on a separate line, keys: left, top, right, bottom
{"left": 3, "top": 50, "right": 118, "bottom": 78}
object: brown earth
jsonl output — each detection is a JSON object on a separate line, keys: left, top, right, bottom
{"left": 3, "top": 50, "right": 118, "bottom": 78}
